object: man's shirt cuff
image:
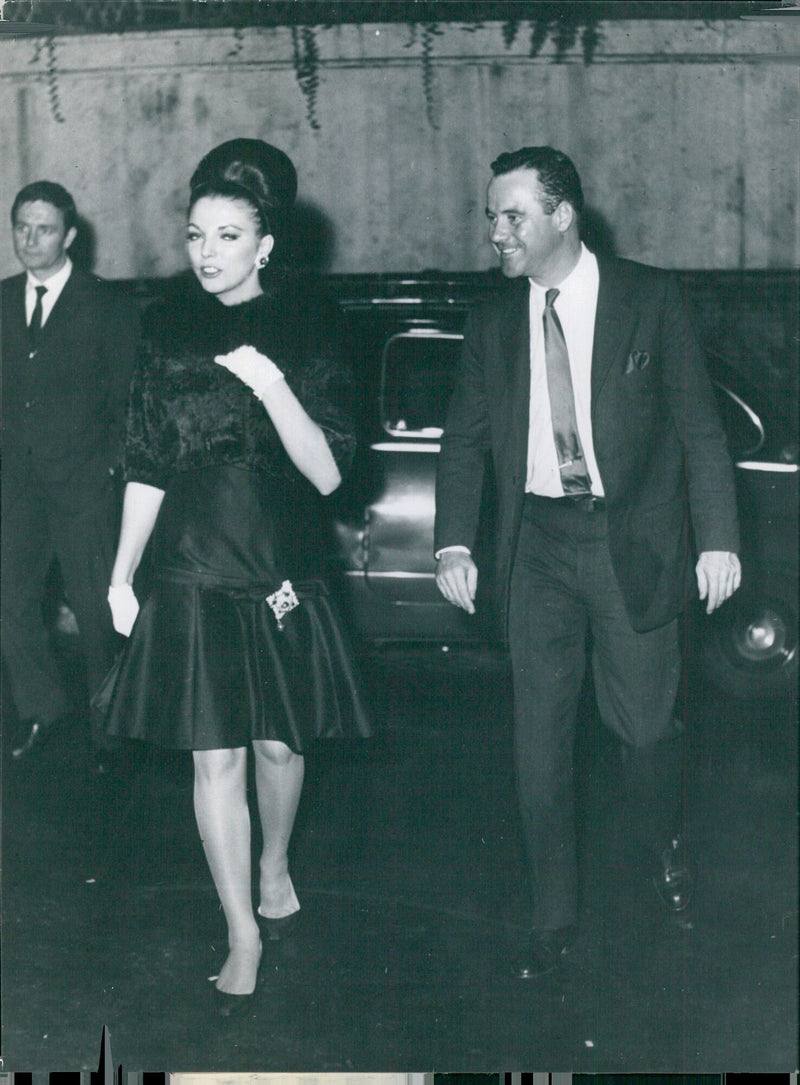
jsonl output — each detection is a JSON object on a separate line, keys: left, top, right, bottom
{"left": 434, "top": 545, "right": 471, "bottom": 560}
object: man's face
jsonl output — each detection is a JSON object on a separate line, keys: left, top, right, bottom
{"left": 485, "top": 168, "right": 566, "bottom": 283}
{"left": 12, "top": 200, "right": 76, "bottom": 278}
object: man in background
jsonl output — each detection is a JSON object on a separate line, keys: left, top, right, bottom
{"left": 2, "top": 180, "right": 139, "bottom": 767}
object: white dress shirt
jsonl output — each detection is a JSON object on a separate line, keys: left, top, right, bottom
{"left": 526, "top": 243, "right": 605, "bottom": 497}
{"left": 25, "top": 256, "right": 73, "bottom": 328}
{"left": 435, "top": 244, "right": 604, "bottom": 560}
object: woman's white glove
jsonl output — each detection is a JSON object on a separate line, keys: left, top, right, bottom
{"left": 108, "top": 583, "right": 139, "bottom": 637}
{"left": 215, "top": 345, "right": 284, "bottom": 399}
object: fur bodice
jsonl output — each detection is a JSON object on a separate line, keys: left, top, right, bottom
{"left": 124, "top": 274, "right": 357, "bottom": 491}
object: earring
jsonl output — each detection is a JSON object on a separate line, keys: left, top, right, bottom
{"left": 258, "top": 256, "right": 269, "bottom": 268}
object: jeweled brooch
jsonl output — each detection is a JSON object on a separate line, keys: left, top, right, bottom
{"left": 266, "top": 580, "right": 300, "bottom": 630}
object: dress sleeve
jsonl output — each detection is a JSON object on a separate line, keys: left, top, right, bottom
{"left": 290, "top": 333, "right": 358, "bottom": 480}
{"left": 123, "top": 345, "right": 171, "bottom": 490}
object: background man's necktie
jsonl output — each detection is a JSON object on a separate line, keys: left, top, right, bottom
{"left": 543, "top": 287, "right": 592, "bottom": 495}
{"left": 29, "top": 284, "right": 48, "bottom": 344}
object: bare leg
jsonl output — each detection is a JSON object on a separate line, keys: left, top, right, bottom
{"left": 193, "top": 747, "right": 261, "bottom": 994}
{"left": 252, "top": 739, "right": 304, "bottom": 918}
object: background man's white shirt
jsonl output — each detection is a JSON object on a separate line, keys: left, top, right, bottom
{"left": 25, "top": 256, "right": 73, "bottom": 329}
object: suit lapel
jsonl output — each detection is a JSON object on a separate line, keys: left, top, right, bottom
{"left": 1, "top": 275, "right": 31, "bottom": 358}
{"left": 493, "top": 277, "right": 530, "bottom": 398}
{"left": 591, "top": 256, "right": 637, "bottom": 409}
{"left": 6, "top": 273, "right": 27, "bottom": 330}
{"left": 496, "top": 277, "right": 531, "bottom": 475}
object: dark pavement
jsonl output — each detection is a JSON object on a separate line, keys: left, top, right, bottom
{"left": 1, "top": 642, "right": 797, "bottom": 1073}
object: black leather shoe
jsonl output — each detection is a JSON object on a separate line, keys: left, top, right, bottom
{"left": 512, "top": 925, "right": 576, "bottom": 979}
{"left": 653, "top": 835, "right": 695, "bottom": 912}
{"left": 11, "top": 717, "right": 57, "bottom": 760}
{"left": 257, "top": 908, "right": 300, "bottom": 941}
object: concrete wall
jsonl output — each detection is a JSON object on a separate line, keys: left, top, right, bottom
{"left": 0, "top": 18, "right": 797, "bottom": 280}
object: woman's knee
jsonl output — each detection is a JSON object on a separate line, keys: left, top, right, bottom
{"left": 193, "top": 746, "right": 247, "bottom": 784}
{"left": 252, "top": 739, "right": 302, "bottom": 768}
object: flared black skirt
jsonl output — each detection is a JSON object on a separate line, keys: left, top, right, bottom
{"left": 102, "top": 466, "right": 372, "bottom": 752}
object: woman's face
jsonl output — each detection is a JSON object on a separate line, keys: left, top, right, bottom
{"left": 186, "top": 195, "right": 274, "bottom": 306}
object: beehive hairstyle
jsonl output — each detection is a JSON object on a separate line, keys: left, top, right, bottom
{"left": 188, "top": 138, "right": 298, "bottom": 241}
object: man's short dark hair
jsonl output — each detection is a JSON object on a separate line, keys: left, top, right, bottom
{"left": 490, "top": 147, "right": 584, "bottom": 215}
{"left": 11, "top": 181, "right": 77, "bottom": 232}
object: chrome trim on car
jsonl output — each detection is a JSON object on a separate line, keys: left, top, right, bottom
{"left": 735, "top": 461, "right": 799, "bottom": 472}
{"left": 395, "top": 329, "right": 464, "bottom": 339}
{"left": 370, "top": 442, "right": 442, "bottom": 453}
{"left": 359, "top": 571, "right": 437, "bottom": 580}
{"left": 715, "top": 382, "right": 766, "bottom": 455}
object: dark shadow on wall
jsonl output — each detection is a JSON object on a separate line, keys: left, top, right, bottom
{"left": 289, "top": 199, "right": 337, "bottom": 273}
{"left": 288, "top": 200, "right": 619, "bottom": 271}
{"left": 68, "top": 214, "right": 96, "bottom": 271}
{"left": 580, "top": 205, "right": 618, "bottom": 258}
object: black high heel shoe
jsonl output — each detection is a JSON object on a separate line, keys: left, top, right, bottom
{"left": 212, "top": 986, "right": 255, "bottom": 1019}
{"left": 257, "top": 908, "right": 300, "bottom": 941}
{"left": 210, "top": 942, "right": 262, "bottom": 1017}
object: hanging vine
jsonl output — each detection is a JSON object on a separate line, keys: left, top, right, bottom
{"left": 403, "top": 20, "right": 442, "bottom": 129}
{"left": 551, "top": 20, "right": 578, "bottom": 60}
{"left": 501, "top": 19, "right": 519, "bottom": 49}
{"left": 528, "top": 18, "right": 552, "bottom": 59}
{"left": 527, "top": 11, "right": 604, "bottom": 63}
{"left": 29, "top": 33, "right": 43, "bottom": 64}
{"left": 579, "top": 18, "right": 602, "bottom": 64}
{"left": 44, "top": 33, "right": 65, "bottom": 122}
{"left": 3, "top": 3, "right": 609, "bottom": 133}
{"left": 420, "top": 22, "right": 443, "bottom": 131}
{"left": 228, "top": 24, "right": 245, "bottom": 59}
{"left": 291, "top": 25, "right": 321, "bottom": 132}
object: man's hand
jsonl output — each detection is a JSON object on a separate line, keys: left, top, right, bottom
{"left": 696, "top": 551, "right": 742, "bottom": 614}
{"left": 435, "top": 550, "right": 478, "bottom": 614}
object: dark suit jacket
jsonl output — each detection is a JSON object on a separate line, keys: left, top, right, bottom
{"left": 434, "top": 255, "right": 740, "bottom": 633}
{"left": 1, "top": 266, "right": 140, "bottom": 512}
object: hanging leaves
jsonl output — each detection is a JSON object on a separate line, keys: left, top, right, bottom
{"left": 420, "top": 21, "right": 443, "bottom": 131}
{"left": 528, "top": 18, "right": 553, "bottom": 58}
{"left": 5, "top": 3, "right": 608, "bottom": 134}
{"left": 580, "top": 19, "right": 603, "bottom": 64}
{"left": 291, "top": 25, "right": 321, "bottom": 132}
{"left": 552, "top": 20, "right": 578, "bottom": 60}
{"left": 527, "top": 10, "right": 604, "bottom": 63}
{"left": 228, "top": 23, "right": 244, "bottom": 58}
{"left": 45, "top": 33, "right": 64, "bottom": 122}
{"left": 501, "top": 19, "right": 519, "bottom": 49}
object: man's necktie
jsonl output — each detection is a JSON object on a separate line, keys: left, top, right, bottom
{"left": 29, "top": 284, "right": 47, "bottom": 344}
{"left": 543, "top": 287, "right": 592, "bottom": 495}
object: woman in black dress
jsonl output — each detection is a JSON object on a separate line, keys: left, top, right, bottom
{"left": 104, "top": 139, "right": 370, "bottom": 1014}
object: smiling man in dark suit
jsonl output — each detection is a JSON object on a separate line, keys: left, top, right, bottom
{"left": 434, "top": 147, "right": 741, "bottom": 978}
{"left": 1, "top": 180, "right": 139, "bottom": 766}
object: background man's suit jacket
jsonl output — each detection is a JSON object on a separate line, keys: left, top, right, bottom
{"left": 1, "top": 266, "right": 140, "bottom": 512}
{"left": 434, "top": 255, "right": 740, "bottom": 633}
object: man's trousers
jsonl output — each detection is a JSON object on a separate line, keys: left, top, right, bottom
{"left": 1, "top": 469, "right": 119, "bottom": 750}
{"left": 508, "top": 494, "right": 684, "bottom": 932}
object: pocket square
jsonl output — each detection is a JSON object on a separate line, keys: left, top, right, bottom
{"left": 625, "top": 350, "right": 650, "bottom": 374}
